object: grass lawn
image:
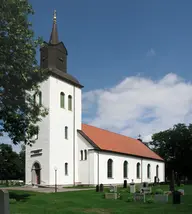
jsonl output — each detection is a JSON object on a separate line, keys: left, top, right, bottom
{"left": 10, "top": 185, "right": 192, "bottom": 214}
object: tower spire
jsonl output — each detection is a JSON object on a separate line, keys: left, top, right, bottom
{"left": 49, "top": 10, "right": 59, "bottom": 44}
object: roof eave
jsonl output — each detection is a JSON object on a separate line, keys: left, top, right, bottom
{"left": 49, "top": 69, "right": 84, "bottom": 89}
{"left": 77, "top": 130, "right": 101, "bottom": 149}
{"left": 94, "top": 149, "right": 165, "bottom": 162}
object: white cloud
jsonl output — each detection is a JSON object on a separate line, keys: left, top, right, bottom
{"left": 2, "top": 72, "right": 191, "bottom": 150}
{"left": 146, "top": 48, "right": 156, "bottom": 57}
{"left": 83, "top": 73, "right": 192, "bottom": 142}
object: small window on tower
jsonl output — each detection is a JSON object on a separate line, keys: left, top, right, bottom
{"left": 65, "top": 126, "right": 68, "bottom": 139}
{"left": 68, "top": 95, "right": 72, "bottom": 111}
{"left": 65, "top": 163, "right": 68, "bottom": 175}
{"left": 60, "top": 92, "right": 65, "bottom": 108}
{"left": 84, "top": 150, "right": 87, "bottom": 160}
{"left": 80, "top": 150, "right": 83, "bottom": 160}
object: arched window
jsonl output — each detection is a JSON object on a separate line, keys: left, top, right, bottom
{"left": 136, "top": 162, "right": 141, "bottom": 179}
{"left": 123, "top": 161, "right": 128, "bottom": 178}
{"left": 65, "top": 126, "right": 68, "bottom": 139}
{"left": 107, "top": 159, "right": 113, "bottom": 178}
{"left": 156, "top": 165, "right": 159, "bottom": 178}
{"left": 60, "top": 92, "right": 65, "bottom": 108}
{"left": 68, "top": 95, "right": 72, "bottom": 111}
{"left": 65, "top": 163, "right": 68, "bottom": 175}
{"left": 80, "top": 150, "right": 83, "bottom": 160}
{"left": 147, "top": 164, "right": 151, "bottom": 179}
{"left": 84, "top": 150, "right": 87, "bottom": 160}
{"left": 39, "top": 91, "right": 42, "bottom": 105}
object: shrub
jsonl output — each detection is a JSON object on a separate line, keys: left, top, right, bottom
{"left": 118, "top": 193, "right": 122, "bottom": 200}
{"left": 9, "top": 199, "right": 17, "bottom": 204}
{"left": 155, "top": 188, "right": 164, "bottom": 194}
{"left": 181, "top": 184, "right": 184, "bottom": 187}
{"left": 146, "top": 198, "right": 155, "bottom": 204}
{"left": 127, "top": 196, "right": 134, "bottom": 202}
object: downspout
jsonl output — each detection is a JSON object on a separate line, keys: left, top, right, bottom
{"left": 141, "top": 158, "right": 143, "bottom": 183}
{"left": 97, "top": 150, "right": 100, "bottom": 185}
{"left": 88, "top": 150, "right": 90, "bottom": 185}
{"left": 73, "top": 86, "right": 76, "bottom": 186}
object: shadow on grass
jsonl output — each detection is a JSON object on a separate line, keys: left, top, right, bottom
{"left": 9, "top": 192, "right": 32, "bottom": 202}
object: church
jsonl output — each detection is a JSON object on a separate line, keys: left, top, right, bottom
{"left": 25, "top": 11, "right": 165, "bottom": 187}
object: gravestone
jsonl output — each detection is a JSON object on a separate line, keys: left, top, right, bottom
{"left": 105, "top": 192, "right": 118, "bottom": 199}
{"left": 178, "top": 189, "right": 184, "bottom": 195}
{"left": 130, "top": 180, "right": 135, "bottom": 193}
{"left": 143, "top": 182, "right": 148, "bottom": 187}
{"left": 123, "top": 180, "right": 127, "bottom": 188}
{"left": 154, "top": 176, "right": 158, "bottom": 185}
{"left": 96, "top": 185, "right": 99, "bottom": 192}
{"left": 109, "top": 185, "right": 117, "bottom": 193}
{"left": 154, "top": 194, "right": 168, "bottom": 203}
{"left": 140, "top": 187, "right": 152, "bottom": 194}
{"left": 99, "top": 184, "right": 104, "bottom": 192}
{"left": 173, "top": 191, "right": 181, "bottom": 204}
{"left": 133, "top": 193, "right": 145, "bottom": 203}
{"left": 0, "top": 190, "right": 10, "bottom": 214}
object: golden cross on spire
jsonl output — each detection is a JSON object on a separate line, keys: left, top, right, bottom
{"left": 53, "top": 10, "right": 57, "bottom": 23}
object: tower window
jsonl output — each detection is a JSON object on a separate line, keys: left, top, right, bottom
{"left": 65, "top": 126, "right": 68, "bottom": 139}
{"left": 84, "top": 150, "right": 87, "bottom": 160}
{"left": 68, "top": 95, "right": 72, "bottom": 111}
{"left": 65, "top": 163, "right": 68, "bottom": 175}
{"left": 60, "top": 92, "right": 65, "bottom": 108}
{"left": 80, "top": 150, "right": 83, "bottom": 160}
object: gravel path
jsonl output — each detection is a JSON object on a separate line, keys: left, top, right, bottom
{"left": 0, "top": 186, "right": 95, "bottom": 193}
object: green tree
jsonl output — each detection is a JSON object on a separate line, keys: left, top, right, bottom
{"left": 0, "top": 143, "right": 23, "bottom": 181}
{"left": 0, "top": 0, "right": 49, "bottom": 145}
{"left": 150, "top": 123, "right": 192, "bottom": 179}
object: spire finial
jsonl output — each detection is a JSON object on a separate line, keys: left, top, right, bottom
{"left": 49, "top": 10, "right": 59, "bottom": 44}
{"left": 53, "top": 10, "right": 57, "bottom": 23}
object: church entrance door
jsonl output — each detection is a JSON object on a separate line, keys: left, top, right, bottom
{"left": 32, "top": 162, "right": 41, "bottom": 185}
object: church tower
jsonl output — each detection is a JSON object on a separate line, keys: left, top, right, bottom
{"left": 25, "top": 11, "right": 83, "bottom": 186}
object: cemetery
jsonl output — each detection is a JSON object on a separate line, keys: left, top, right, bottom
{"left": 1, "top": 1, "right": 192, "bottom": 214}
{"left": 0, "top": 180, "right": 191, "bottom": 214}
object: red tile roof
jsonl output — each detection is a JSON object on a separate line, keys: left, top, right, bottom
{"left": 81, "top": 124, "right": 163, "bottom": 161}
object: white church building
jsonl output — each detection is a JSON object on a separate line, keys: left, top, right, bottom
{"left": 25, "top": 12, "right": 165, "bottom": 187}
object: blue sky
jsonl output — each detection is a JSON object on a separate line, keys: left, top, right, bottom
{"left": 2, "top": 0, "right": 192, "bottom": 152}
{"left": 29, "top": 0, "right": 192, "bottom": 87}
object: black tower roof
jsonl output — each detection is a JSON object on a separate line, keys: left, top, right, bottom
{"left": 40, "top": 10, "right": 83, "bottom": 88}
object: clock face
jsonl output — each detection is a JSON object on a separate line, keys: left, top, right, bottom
{"left": 56, "top": 50, "right": 66, "bottom": 71}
